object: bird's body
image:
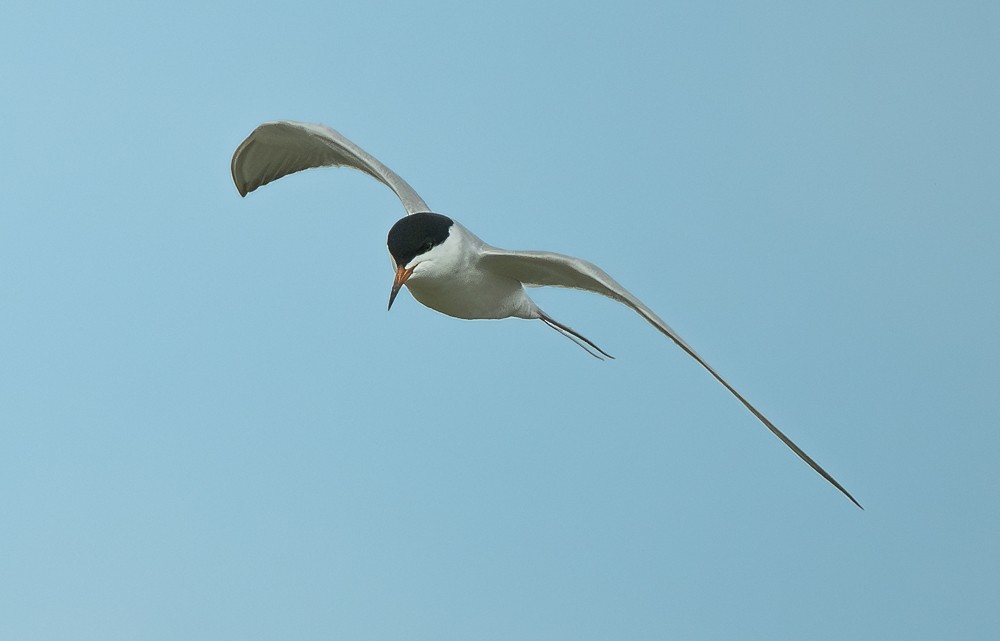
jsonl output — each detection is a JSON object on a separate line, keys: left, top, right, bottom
{"left": 231, "top": 119, "right": 862, "bottom": 508}
{"left": 397, "top": 219, "right": 536, "bottom": 321}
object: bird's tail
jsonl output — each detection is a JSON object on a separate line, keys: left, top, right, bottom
{"left": 537, "top": 311, "right": 614, "bottom": 361}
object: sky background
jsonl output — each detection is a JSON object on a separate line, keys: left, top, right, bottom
{"left": 2, "top": 1, "right": 998, "bottom": 639}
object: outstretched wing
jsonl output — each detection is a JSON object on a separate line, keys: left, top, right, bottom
{"left": 480, "top": 247, "right": 862, "bottom": 509}
{"left": 231, "top": 121, "right": 430, "bottom": 215}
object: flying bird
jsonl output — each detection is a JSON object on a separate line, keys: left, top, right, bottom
{"left": 231, "top": 120, "right": 862, "bottom": 509}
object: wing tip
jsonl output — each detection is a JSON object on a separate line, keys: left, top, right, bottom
{"left": 843, "top": 489, "right": 865, "bottom": 510}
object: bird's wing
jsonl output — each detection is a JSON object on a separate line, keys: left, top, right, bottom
{"left": 479, "top": 247, "right": 862, "bottom": 509}
{"left": 231, "top": 121, "right": 430, "bottom": 215}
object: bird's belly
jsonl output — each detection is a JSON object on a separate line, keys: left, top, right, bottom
{"left": 406, "top": 271, "right": 532, "bottom": 320}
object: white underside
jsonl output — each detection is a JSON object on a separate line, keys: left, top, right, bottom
{"left": 403, "top": 222, "right": 539, "bottom": 320}
{"left": 406, "top": 270, "right": 536, "bottom": 320}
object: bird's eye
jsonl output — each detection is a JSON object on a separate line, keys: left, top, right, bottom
{"left": 421, "top": 241, "right": 434, "bottom": 253}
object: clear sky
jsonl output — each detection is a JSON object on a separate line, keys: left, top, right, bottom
{"left": 2, "top": 1, "right": 998, "bottom": 639}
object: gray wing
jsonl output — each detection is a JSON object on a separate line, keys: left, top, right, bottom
{"left": 231, "top": 121, "right": 430, "bottom": 215}
{"left": 480, "top": 247, "right": 862, "bottom": 509}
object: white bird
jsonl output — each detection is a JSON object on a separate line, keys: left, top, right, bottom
{"left": 231, "top": 120, "right": 862, "bottom": 509}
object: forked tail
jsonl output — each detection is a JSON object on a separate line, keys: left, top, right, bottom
{"left": 538, "top": 311, "right": 615, "bottom": 361}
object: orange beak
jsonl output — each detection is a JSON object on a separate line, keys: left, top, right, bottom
{"left": 388, "top": 265, "right": 415, "bottom": 310}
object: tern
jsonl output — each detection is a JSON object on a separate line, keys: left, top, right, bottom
{"left": 231, "top": 120, "right": 861, "bottom": 509}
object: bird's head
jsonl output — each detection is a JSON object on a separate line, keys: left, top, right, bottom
{"left": 386, "top": 212, "right": 454, "bottom": 310}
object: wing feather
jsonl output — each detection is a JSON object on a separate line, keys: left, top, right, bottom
{"left": 231, "top": 121, "right": 430, "bottom": 215}
{"left": 480, "top": 248, "right": 862, "bottom": 509}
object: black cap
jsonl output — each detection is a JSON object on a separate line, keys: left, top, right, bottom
{"left": 387, "top": 212, "right": 454, "bottom": 267}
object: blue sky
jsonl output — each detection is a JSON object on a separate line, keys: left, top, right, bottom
{"left": 2, "top": 1, "right": 998, "bottom": 639}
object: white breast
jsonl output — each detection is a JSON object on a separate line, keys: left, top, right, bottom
{"left": 403, "top": 222, "right": 538, "bottom": 320}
